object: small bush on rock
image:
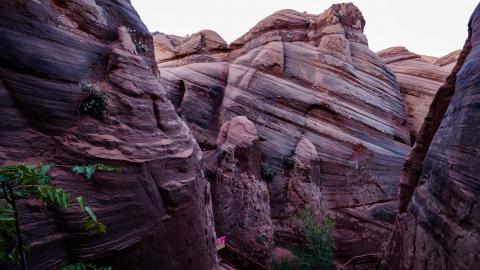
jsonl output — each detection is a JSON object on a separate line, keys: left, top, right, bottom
{"left": 126, "top": 27, "right": 149, "bottom": 55}
{"left": 294, "top": 206, "right": 336, "bottom": 270}
{"left": 79, "top": 82, "right": 108, "bottom": 119}
{"left": 261, "top": 162, "right": 274, "bottom": 181}
{"left": 272, "top": 258, "right": 293, "bottom": 270}
{"left": 335, "top": 10, "right": 344, "bottom": 21}
{"left": 282, "top": 150, "right": 296, "bottom": 169}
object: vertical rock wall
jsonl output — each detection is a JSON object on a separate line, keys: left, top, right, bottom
{"left": 380, "top": 3, "right": 480, "bottom": 269}
{"left": 0, "top": 1, "right": 216, "bottom": 269}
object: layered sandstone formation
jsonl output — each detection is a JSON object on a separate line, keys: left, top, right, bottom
{"left": 380, "top": 3, "right": 480, "bottom": 269}
{"left": 156, "top": 3, "right": 412, "bottom": 261}
{"left": 434, "top": 49, "right": 462, "bottom": 71}
{"left": 0, "top": 1, "right": 216, "bottom": 269}
{"left": 204, "top": 116, "right": 273, "bottom": 265}
{"left": 378, "top": 47, "right": 454, "bottom": 142}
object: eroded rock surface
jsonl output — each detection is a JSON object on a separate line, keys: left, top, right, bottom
{"left": 378, "top": 47, "right": 457, "bottom": 142}
{"left": 157, "top": 3, "right": 412, "bottom": 261}
{"left": 0, "top": 1, "right": 216, "bottom": 269}
{"left": 380, "top": 3, "right": 480, "bottom": 269}
{"left": 204, "top": 116, "right": 273, "bottom": 265}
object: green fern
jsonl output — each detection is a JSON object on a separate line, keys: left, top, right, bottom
{"left": 37, "top": 185, "right": 71, "bottom": 208}
{"left": 73, "top": 164, "right": 121, "bottom": 180}
{"left": 59, "top": 262, "right": 112, "bottom": 270}
{"left": 76, "top": 197, "right": 107, "bottom": 234}
{"left": 0, "top": 163, "right": 120, "bottom": 266}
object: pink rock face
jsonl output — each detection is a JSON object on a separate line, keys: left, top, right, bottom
{"left": 0, "top": 1, "right": 216, "bottom": 269}
{"left": 434, "top": 49, "right": 462, "bottom": 71}
{"left": 205, "top": 116, "right": 273, "bottom": 265}
{"left": 274, "top": 137, "right": 323, "bottom": 246}
{"left": 378, "top": 47, "right": 456, "bottom": 142}
{"left": 380, "top": 3, "right": 480, "bottom": 269}
{"left": 157, "top": 3, "right": 412, "bottom": 262}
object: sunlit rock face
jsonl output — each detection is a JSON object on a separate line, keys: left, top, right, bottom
{"left": 378, "top": 47, "right": 458, "bottom": 142}
{"left": 0, "top": 1, "right": 216, "bottom": 269}
{"left": 156, "top": 3, "right": 412, "bottom": 262}
{"left": 380, "top": 3, "right": 480, "bottom": 269}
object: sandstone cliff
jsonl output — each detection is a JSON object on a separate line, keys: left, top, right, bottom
{"left": 378, "top": 47, "right": 457, "bottom": 142}
{"left": 204, "top": 116, "right": 274, "bottom": 265}
{"left": 380, "top": 3, "right": 480, "bottom": 269}
{"left": 156, "top": 3, "right": 412, "bottom": 262}
{"left": 0, "top": 0, "right": 216, "bottom": 269}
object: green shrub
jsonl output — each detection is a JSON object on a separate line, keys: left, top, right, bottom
{"left": 272, "top": 258, "right": 293, "bottom": 270}
{"left": 126, "top": 27, "right": 149, "bottom": 56}
{"left": 282, "top": 150, "right": 295, "bottom": 169}
{"left": 261, "top": 162, "right": 274, "bottom": 181}
{"left": 60, "top": 262, "right": 112, "bottom": 270}
{"left": 294, "top": 206, "right": 335, "bottom": 270}
{"left": 335, "top": 10, "right": 344, "bottom": 21}
{"left": 79, "top": 82, "right": 108, "bottom": 119}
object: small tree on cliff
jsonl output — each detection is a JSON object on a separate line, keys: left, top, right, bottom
{"left": 294, "top": 206, "right": 336, "bottom": 270}
{"left": 0, "top": 163, "right": 120, "bottom": 269}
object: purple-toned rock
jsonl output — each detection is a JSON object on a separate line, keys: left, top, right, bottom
{"left": 0, "top": 1, "right": 216, "bottom": 269}
{"left": 157, "top": 3, "right": 412, "bottom": 262}
{"left": 378, "top": 47, "right": 456, "bottom": 142}
{"left": 380, "top": 3, "right": 480, "bottom": 269}
{"left": 205, "top": 116, "right": 274, "bottom": 265}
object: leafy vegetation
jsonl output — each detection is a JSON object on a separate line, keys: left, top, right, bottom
{"left": 79, "top": 82, "right": 108, "bottom": 120}
{"left": 60, "top": 262, "right": 112, "bottom": 270}
{"left": 0, "top": 163, "right": 120, "bottom": 268}
{"left": 261, "top": 162, "right": 274, "bottom": 181}
{"left": 272, "top": 258, "right": 293, "bottom": 270}
{"left": 334, "top": 10, "right": 344, "bottom": 21}
{"left": 73, "top": 164, "right": 121, "bottom": 180}
{"left": 282, "top": 150, "right": 296, "bottom": 169}
{"left": 293, "top": 206, "right": 336, "bottom": 270}
{"left": 126, "top": 27, "right": 149, "bottom": 55}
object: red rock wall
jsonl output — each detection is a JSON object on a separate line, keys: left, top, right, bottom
{"left": 204, "top": 116, "right": 274, "bottom": 265}
{"left": 380, "top": 3, "right": 480, "bottom": 269}
{"left": 156, "top": 3, "right": 412, "bottom": 262}
{"left": 0, "top": 1, "right": 216, "bottom": 269}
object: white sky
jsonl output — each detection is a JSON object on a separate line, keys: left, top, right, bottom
{"left": 130, "top": 0, "right": 478, "bottom": 57}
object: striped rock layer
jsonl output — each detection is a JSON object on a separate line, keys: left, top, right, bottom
{"left": 156, "top": 3, "right": 412, "bottom": 261}
{"left": 0, "top": 1, "right": 216, "bottom": 269}
{"left": 380, "top": 3, "right": 480, "bottom": 269}
{"left": 378, "top": 47, "right": 458, "bottom": 142}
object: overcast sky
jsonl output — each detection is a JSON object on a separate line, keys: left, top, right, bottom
{"left": 130, "top": 0, "right": 478, "bottom": 57}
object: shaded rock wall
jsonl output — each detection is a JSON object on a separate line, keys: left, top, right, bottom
{"left": 0, "top": 0, "right": 216, "bottom": 269}
{"left": 204, "top": 116, "right": 273, "bottom": 265}
{"left": 380, "top": 3, "right": 479, "bottom": 269}
{"left": 156, "top": 3, "right": 412, "bottom": 261}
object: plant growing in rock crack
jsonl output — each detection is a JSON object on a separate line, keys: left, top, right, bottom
{"left": 334, "top": 10, "right": 344, "bottom": 21}
{"left": 126, "top": 27, "right": 149, "bottom": 55}
{"left": 272, "top": 258, "right": 293, "bottom": 270}
{"left": 292, "top": 206, "right": 336, "bottom": 270}
{"left": 60, "top": 262, "right": 112, "bottom": 270}
{"left": 261, "top": 162, "right": 274, "bottom": 181}
{"left": 282, "top": 150, "right": 296, "bottom": 170}
{"left": 79, "top": 82, "right": 108, "bottom": 119}
{"left": 0, "top": 163, "right": 121, "bottom": 269}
